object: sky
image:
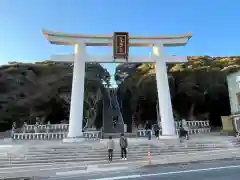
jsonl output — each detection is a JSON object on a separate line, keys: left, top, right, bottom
{"left": 0, "top": 0, "right": 239, "bottom": 85}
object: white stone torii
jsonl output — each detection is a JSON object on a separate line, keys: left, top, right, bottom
{"left": 42, "top": 29, "right": 192, "bottom": 142}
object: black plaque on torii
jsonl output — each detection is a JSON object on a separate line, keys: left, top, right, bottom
{"left": 113, "top": 32, "right": 129, "bottom": 61}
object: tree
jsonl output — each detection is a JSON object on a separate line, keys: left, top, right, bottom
{"left": 0, "top": 61, "right": 110, "bottom": 131}
{"left": 115, "top": 56, "right": 240, "bottom": 127}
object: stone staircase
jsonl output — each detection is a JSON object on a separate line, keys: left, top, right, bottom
{"left": 103, "top": 88, "right": 124, "bottom": 133}
{"left": 225, "top": 136, "right": 240, "bottom": 147}
{"left": 0, "top": 135, "right": 239, "bottom": 168}
{"left": 1, "top": 135, "right": 240, "bottom": 178}
{"left": 111, "top": 88, "right": 124, "bottom": 133}
{"left": 132, "top": 116, "right": 137, "bottom": 133}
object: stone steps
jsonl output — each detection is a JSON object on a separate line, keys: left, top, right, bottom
{"left": 1, "top": 139, "right": 234, "bottom": 154}
{"left": 15, "top": 143, "right": 226, "bottom": 151}
{"left": 2, "top": 145, "right": 229, "bottom": 157}
{"left": 0, "top": 147, "right": 223, "bottom": 159}
{"left": 24, "top": 143, "right": 225, "bottom": 150}
{"left": 0, "top": 160, "right": 143, "bottom": 178}
{"left": 0, "top": 155, "right": 148, "bottom": 165}
{"left": 1, "top": 144, "right": 224, "bottom": 153}
{"left": 0, "top": 143, "right": 228, "bottom": 167}
{"left": 0, "top": 135, "right": 238, "bottom": 179}
{"left": 16, "top": 147, "right": 222, "bottom": 156}
{"left": 26, "top": 145, "right": 232, "bottom": 152}
{"left": 0, "top": 149, "right": 223, "bottom": 166}
{"left": 0, "top": 136, "right": 238, "bottom": 169}
{"left": 23, "top": 138, "right": 235, "bottom": 146}
{"left": 2, "top": 149, "right": 240, "bottom": 179}
{"left": 0, "top": 161, "right": 90, "bottom": 168}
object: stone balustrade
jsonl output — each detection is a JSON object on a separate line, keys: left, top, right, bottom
{"left": 185, "top": 128, "right": 210, "bottom": 134}
{"left": 83, "top": 131, "right": 101, "bottom": 140}
{"left": 137, "top": 130, "right": 152, "bottom": 137}
{"left": 12, "top": 120, "right": 210, "bottom": 140}
{"left": 13, "top": 132, "right": 67, "bottom": 140}
{"left": 175, "top": 121, "right": 210, "bottom": 128}
{"left": 12, "top": 130, "right": 101, "bottom": 141}
{"left": 23, "top": 124, "right": 69, "bottom": 133}
{"left": 137, "top": 120, "right": 210, "bottom": 137}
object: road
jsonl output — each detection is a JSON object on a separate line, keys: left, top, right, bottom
{"left": 40, "top": 158, "right": 240, "bottom": 180}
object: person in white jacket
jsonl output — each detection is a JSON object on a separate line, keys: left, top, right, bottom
{"left": 180, "top": 119, "right": 189, "bottom": 140}
{"left": 107, "top": 136, "right": 115, "bottom": 162}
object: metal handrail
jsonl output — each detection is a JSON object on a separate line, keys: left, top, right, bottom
{"left": 113, "top": 88, "right": 124, "bottom": 132}
{"left": 107, "top": 88, "right": 112, "bottom": 109}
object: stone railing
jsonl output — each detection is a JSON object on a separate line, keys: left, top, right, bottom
{"left": 12, "top": 129, "right": 102, "bottom": 141}
{"left": 13, "top": 132, "right": 67, "bottom": 140}
{"left": 23, "top": 124, "right": 69, "bottom": 133}
{"left": 137, "top": 120, "right": 210, "bottom": 138}
{"left": 83, "top": 131, "right": 101, "bottom": 140}
{"left": 175, "top": 121, "right": 210, "bottom": 128}
{"left": 137, "top": 129, "right": 153, "bottom": 137}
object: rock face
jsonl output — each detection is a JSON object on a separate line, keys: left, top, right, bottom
{"left": 0, "top": 61, "right": 110, "bottom": 132}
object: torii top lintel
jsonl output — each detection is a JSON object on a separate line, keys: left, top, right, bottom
{"left": 42, "top": 29, "right": 192, "bottom": 47}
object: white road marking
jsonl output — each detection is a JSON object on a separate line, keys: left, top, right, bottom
{"left": 91, "top": 164, "right": 240, "bottom": 180}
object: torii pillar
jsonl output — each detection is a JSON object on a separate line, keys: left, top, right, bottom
{"left": 42, "top": 30, "right": 192, "bottom": 142}
{"left": 153, "top": 44, "right": 177, "bottom": 138}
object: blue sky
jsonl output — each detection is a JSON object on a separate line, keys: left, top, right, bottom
{"left": 0, "top": 0, "right": 239, "bottom": 83}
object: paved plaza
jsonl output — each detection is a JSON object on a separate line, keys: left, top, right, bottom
{"left": 51, "top": 159, "right": 240, "bottom": 180}
{"left": 1, "top": 133, "right": 240, "bottom": 179}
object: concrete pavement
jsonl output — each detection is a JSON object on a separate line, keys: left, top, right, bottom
{"left": 1, "top": 135, "right": 240, "bottom": 179}
{"left": 2, "top": 148, "right": 240, "bottom": 178}
{"left": 40, "top": 159, "right": 240, "bottom": 180}
{"left": 0, "top": 136, "right": 236, "bottom": 169}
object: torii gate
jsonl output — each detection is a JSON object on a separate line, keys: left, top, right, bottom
{"left": 42, "top": 30, "right": 192, "bottom": 142}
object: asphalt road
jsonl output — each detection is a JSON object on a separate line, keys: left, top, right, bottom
{"left": 41, "top": 158, "right": 240, "bottom": 180}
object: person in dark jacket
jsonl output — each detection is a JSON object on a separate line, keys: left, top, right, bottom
{"left": 145, "top": 121, "right": 152, "bottom": 140}
{"left": 154, "top": 124, "right": 160, "bottom": 139}
{"left": 112, "top": 116, "right": 117, "bottom": 128}
{"left": 119, "top": 133, "right": 128, "bottom": 160}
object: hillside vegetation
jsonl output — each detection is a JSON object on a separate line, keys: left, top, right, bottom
{"left": 115, "top": 56, "right": 240, "bottom": 128}
{"left": 0, "top": 56, "right": 239, "bottom": 132}
{"left": 0, "top": 61, "right": 110, "bottom": 131}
